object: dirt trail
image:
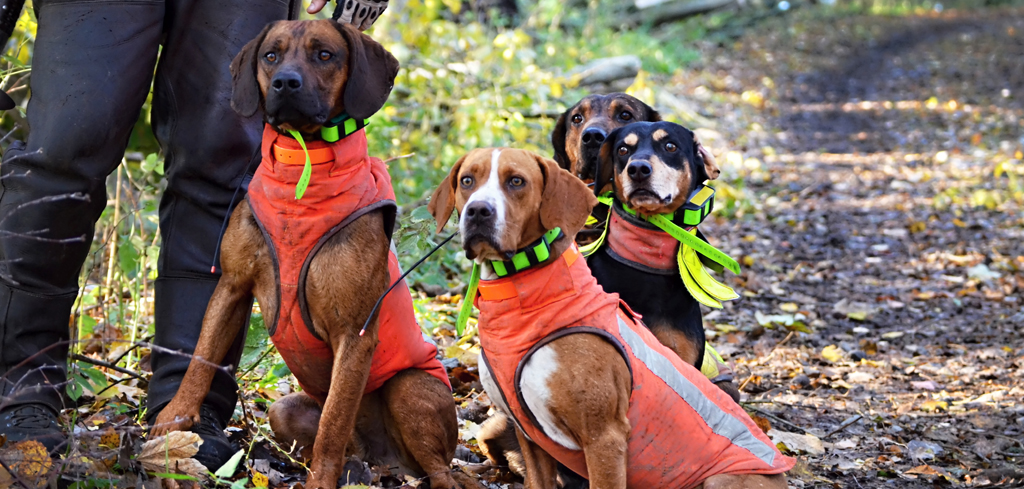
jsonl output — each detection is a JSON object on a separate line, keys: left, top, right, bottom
{"left": 670, "top": 6, "right": 1024, "bottom": 487}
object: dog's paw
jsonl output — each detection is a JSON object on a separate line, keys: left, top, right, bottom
{"left": 150, "top": 408, "right": 200, "bottom": 436}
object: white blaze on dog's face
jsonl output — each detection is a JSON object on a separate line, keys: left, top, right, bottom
{"left": 601, "top": 121, "right": 718, "bottom": 216}
{"left": 449, "top": 148, "right": 547, "bottom": 262}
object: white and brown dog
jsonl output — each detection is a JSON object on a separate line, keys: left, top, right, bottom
{"left": 429, "top": 148, "right": 792, "bottom": 489}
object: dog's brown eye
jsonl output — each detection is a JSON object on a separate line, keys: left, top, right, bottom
{"left": 620, "top": 111, "right": 633, "bottom": 121}
{"left": 665, "top": 142, "right": 677, "bottom": 152}
{"left": 617, "top": 146, "right": 629, "bottom": 156}
{"left": 318, "top": 51, "right": 332, "bottom": 61}
{"left": 509, "top": 176, "right": 524, "bottom": 187}
{"left": 264, "top": 52, "right": 277, "bottom": 63}
{"left": 460, "top": 176, "right": 474, "bottom": 188}
{"left": 571, "top": 114, "right": 583, "bottom": 125}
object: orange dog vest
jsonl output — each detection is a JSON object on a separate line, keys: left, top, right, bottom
{"left": 475, "top": 245, "right": 793, "bottom": 488}
{"left": 246, "top": 125, "right": 449, "bottom": 404}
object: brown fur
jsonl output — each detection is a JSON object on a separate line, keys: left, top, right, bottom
{"left": 550, "top": 94, "right": 661, "bottom": 181}
{"left": 430, "top": 151, "right": 785, "bottom": 489}
{"left": 428, "top": 148, "right": 596, "bottom": 261}
{"left": 152, "top": 20, "right": 473, "bottom": 489}
{"left": 230, "top": 20, "right": 399, "bottom": 129}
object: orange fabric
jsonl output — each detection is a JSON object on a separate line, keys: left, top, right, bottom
{"left": 247, "top": 125, "right": 449, "bottom": 405}
{"left": 475, "top": 245, "right": 793, "bottom": 488}
{"left": 607, "top": 209, "right": 678, "bottom": 270}
{"left": 273, "top": 143, "right": 336, "bottom": 165}
{"left": 478, "top": 246, "right": 581, "bottom": 301}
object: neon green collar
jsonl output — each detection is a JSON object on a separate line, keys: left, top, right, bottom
{"left": 455, "top": 227, "right": 563, "bottom": 335}
{"left": 321, "top": 113, "right": 369, "bottom": 142}
{"left": 490, "top": 227, "right": 564, "bottom": 278}
{"left": 584, "top": 186, "right": 740, "bottom": 275}
{"left": 285, "top": 114, "right": 370, "bottom": 200}
{"left": 620, "top": 184, "right": 716, "bottom": 228}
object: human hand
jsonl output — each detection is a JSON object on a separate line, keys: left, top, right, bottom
{"left": 308, "top": 0, "right": 388, "bottom": 31}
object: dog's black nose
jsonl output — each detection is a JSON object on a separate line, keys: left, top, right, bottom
{"left": 465, "top": 201, "right": 495, "bottom": 221}
{"left": 626, "top": 161, "right": 652, "bottom": 181}
{"left": 271, "top": 71, "right": 303, "bottom": 94}
{"left": 581, "top": 127, "right": 607, "bottom": 148}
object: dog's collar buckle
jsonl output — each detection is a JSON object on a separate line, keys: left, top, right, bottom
{"left": 490, "top": 227, "right": 564, "bottom": 278}
{"left": 321, "top": 113, "right": 370, "bottom": 142}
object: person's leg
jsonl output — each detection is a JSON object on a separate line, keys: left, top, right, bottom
{"left": 0, "top": 0, "right": 162, "bottom": 451}
{"left": 145, "top": 0, "right": 294, "bottom": 468}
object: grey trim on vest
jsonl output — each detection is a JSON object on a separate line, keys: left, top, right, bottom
{"left": 246, "top": 196, "right": 284, "bottom": 337}
{"left": 297, "top": 199, "right": 397, "bottom": 341}
{"left": 511, "top": 326, "right": 633, "bottom": 448}
{"left": 479, "top": 352, "right": 533, "bottom": 443}
{"left": 616, "top": 316, "right": 778, "bottom": 467}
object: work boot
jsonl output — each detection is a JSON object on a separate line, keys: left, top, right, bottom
{"left": 0, "top": 284, "right": 74, "bottom": 454}
{"left": 0, "top": 403, "right": 64, "bottom": 452}
{"left": 189, "top": 404, "right": 238, "bottom": 471}
{"left": 147, "top": 278, "right": 248, "bottom": 470}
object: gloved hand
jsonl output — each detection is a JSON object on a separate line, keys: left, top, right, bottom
{"left": 307, "top": 0, "right": 388, "bottom": 31}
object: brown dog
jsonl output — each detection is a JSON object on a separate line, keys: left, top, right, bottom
{"left": 550, "top": 93, "right": 661, "bottom": 181}
{"left": 150, "top": 20, "right": 476, "bottom": 489}
{"left": 429, "top": 148, "right": 791, "bottom": 488}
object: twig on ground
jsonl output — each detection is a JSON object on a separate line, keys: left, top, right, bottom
{"left": 70, "top": 353, "right": 142, "bottom": 380}
{"left": 825, "top": 414, "right": 863, "bottom": 438}
{"left": 743, "top": 405, "right": 807, "bottom": 434}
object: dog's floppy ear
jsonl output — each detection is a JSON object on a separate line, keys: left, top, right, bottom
{"left": 694, "top": 135, "right": 720, "bottom": 181}
{"left": 428, "top": 154, "right": 467, "bottom": 234}
{"left": 230, "top": 23, "right": 275, "bottom": 117}
{"left": 536, "top": 154, "right": 599, "bottom": 239}
{"left": 641, "top": 100, "right": 662, "bottom": 122}
{"left": 550, "top": 110, "right": 571, "bottom": 171}
{"left": 333, "top": 22, "right": 400, "bottom": 120}
{"left": 595, "top": 127, "right": 622, "bottom": 195}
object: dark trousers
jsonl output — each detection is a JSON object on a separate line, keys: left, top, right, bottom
{"left": 0, "top": 0, "right": 294, "bottom": 420}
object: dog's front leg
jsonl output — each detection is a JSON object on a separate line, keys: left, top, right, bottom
{"left": 150, "top": 275, "right": 253, "bottom": 436}
{"left": 305, "top": 322, "right": 378, "bottom": 489}
{"left": 515, "top": 425, "right": 558, "bottom": 489}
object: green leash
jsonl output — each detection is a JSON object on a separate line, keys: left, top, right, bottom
{"left": 646, "top": 213, "right": 741, "bottom": 275}
{"left": 284, "top": 114, "right": 369, "bottom": 200}
{"left": 286, "top": 130, "right": 313, "bottom": 200}
{"left": 455, "top": 263, "right": 481, "bottom": 336}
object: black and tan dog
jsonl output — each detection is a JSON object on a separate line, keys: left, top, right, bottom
{"left": 150, "top": 20, "right": 477, "bottom": 489}
{"left": 550, "top": 93, "right": 661, "bottom": 181}
{"left": 586, "top": 121, "right": 737, "bottom": 394}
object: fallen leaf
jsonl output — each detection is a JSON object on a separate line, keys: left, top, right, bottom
{"left": 919, "top": 399, "right": 948, "bottom": 412}
{"left": 750, "top": 414, "right": 772, "bottom": 434}
{"left": 138, "top": 431, "right": 208, "bottom": 478}
{"left": 821, "top": 345, "right": 844, "bottom": 363}
{"left": 910, "top": 380, "right": 939, "bottom": 391}
{"left": 779, "top": 302, "right": 798, "bottom": 313}
{"left": 833, "top": 438, "right": 858, "bottom": 450}
{"left": 907, "top": 439, "right": 943, "bottom": 461}
{"left": 905, "top": 464, "right": 954, "bottom": 481}
{"left": 0, "top": 440, "right": 52, "bottom": 488}
{"left": 768, "top": 429, "right": 824, "bottom": 456}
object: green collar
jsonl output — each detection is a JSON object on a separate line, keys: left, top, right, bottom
{"left": 490, "top": 227, "right": 564, "bottom": 278}
{"left": 620, "top": 184, "right": 716, "bottom": 228}
{"left": 320, "top": 113, "right": 369, "bottom": 142}
{"left": 587, "top": 185, "right": 740, "bottom": 275}
{"left": 455, "top": 227, "right": 564, "bottom": 336}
